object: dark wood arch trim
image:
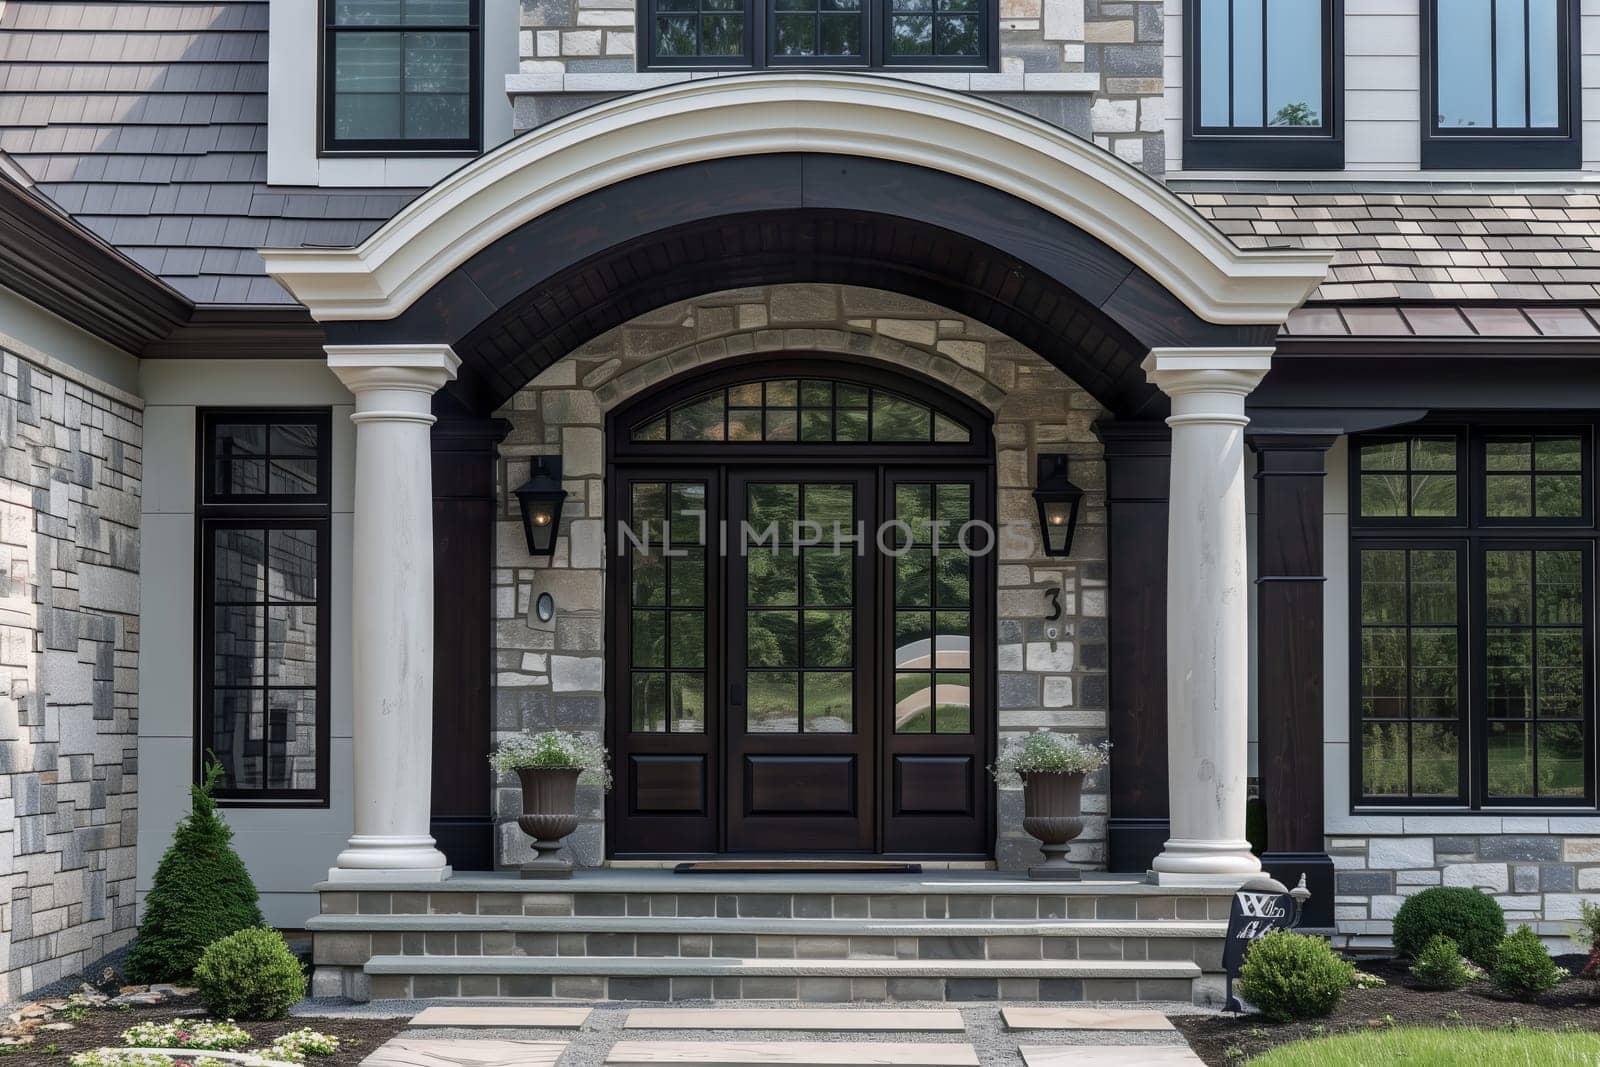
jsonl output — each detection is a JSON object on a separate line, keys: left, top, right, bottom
{"left": 322, "top": 154, "right": 1275, "bottom": 418}
{"left": 602, "top": 355, "right": 998, "bottom": 858}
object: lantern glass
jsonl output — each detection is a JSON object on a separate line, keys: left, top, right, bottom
{"left": 1041, "top": 500, "right": 1074, "bottom": 554}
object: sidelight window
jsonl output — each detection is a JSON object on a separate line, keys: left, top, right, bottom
{"left": 1352, "top": 425, "right": 1595, "bottom": 808}
{"left": 198, "top": 411, "right": 332, "bottom": 805}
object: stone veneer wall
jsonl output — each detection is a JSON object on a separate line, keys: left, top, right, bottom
{"left": 510, "top": 0, "right": 1165, "bottom": 173}
{"left": 0, "top": 349, "right": 142, "bottom": 1003}
{"left": 1328, "top": 829, "right": 1600, "bottom": 950}
{"left": 489, "top": 284, "right": 1108, "bottom": 870}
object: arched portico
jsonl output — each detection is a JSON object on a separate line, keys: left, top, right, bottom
{"left": 263, "top": 75, "right": 1331, "bottom": 885}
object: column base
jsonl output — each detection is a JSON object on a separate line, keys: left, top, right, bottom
{"left": 329, "top": 834, "right": 452, "bottom": 882}
{"left": 1149, "top": 836, "right": 1261, "bottom": 886}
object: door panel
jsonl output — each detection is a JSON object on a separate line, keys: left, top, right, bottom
{"left": 881, "top": 470, "right": 993, "bottom": 855}
{"left": 609, "top": 471, "right": 720, "bottom": 854}
{"left": 726, "top": 471, "right": 876, "bottom": 851}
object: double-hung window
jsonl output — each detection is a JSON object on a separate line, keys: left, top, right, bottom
{"left": 1183, "top": 0, "right": 1343, "bottom": 169}
{"left": 323, "top": 0, "right": 482, "bottom": 153}
{"left": 1351, "top": 427, "right": 1595, "bottom": 809}
{"left": 198, "top": 411, "right": 333, "bottom": 806}
{"left": 642, "top": 0, "right": 995, "bottom": 68}
{"left": 1421, "top": 0, "right": 1580, "bottom": 169}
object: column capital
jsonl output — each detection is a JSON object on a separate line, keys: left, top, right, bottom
{"left": 326, "top": 344, "right": 460, "bottom": 423}
{"left": 1142, "top": 347, "right": 1273, "bottom": 428}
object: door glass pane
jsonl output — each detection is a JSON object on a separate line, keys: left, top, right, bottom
{"left": 745, "top": 482, "right": 857, "bottom": 733}
{"left": 894, "top": 482, "right": 975, "bottom": 733}
{"left": 628, "top": 481, "right": 707, "bottom": 733}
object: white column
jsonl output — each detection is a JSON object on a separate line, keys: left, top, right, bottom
{"left": 325, "top": 344, "right": 459, "bottom": 882}
{"left": 1142, "top": 347, "right": 1273, "bottom": 885}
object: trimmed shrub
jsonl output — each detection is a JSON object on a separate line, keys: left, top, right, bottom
{"left": 1410, "top": 933, "right": 1472, "bottom": 991}
{"left": 1392, "top": 886, "right": 1505, "bottom": 967}
{"left": 126, "top": 762, "right": 263, "bottom": 982}
{"left": 1491, "top": 925, "right": 1565, "bottom": 1002}
{"left": 1237, "top": 929, "right": 1356, "bottom": 1022}
{"left": 194, "top": 927, "right": 306, "bottom": 1021}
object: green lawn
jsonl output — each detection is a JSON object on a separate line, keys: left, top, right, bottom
{"left": 1249, "top": 1027, "right": 1600, "bottom": 1067}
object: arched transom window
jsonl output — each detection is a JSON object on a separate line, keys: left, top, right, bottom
{"left": 631, "top": 376, "right": 973, "bottom": 444}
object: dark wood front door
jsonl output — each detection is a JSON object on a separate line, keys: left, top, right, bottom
{"left": 725, "top": 471, "right": 876, "bottom": 851}
{"left": 606, "top": 360, "right": 995, "bottom": 859}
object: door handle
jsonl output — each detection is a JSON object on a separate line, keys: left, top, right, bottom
{"left": 729, "top": 682, "right": 745, "bottom": 707}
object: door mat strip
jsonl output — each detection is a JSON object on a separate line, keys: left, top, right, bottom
{"left": 672, "top": 860, "right": 923, "bottom": 874}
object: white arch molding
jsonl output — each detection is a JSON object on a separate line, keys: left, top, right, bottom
{"left": 261, "top": 74, "right": 1330, "bottom": 325}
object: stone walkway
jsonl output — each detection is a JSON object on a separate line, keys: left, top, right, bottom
{"left": 341, "top": 1003, "right": 1208, "bottom": 1066}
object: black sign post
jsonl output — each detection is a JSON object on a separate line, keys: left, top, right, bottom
{"left": 1222, "top": 873, "right": 1312, "bottom": 1013}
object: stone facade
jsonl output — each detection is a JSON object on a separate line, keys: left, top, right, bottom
{"left": 1327, "top": 829, "right": 1600, "bottom": 950}
{"left": 490, "top": 284, "right": 1108, "bottom": 871}
{"left": 0, "top": 349, "right": 142, "bottom": 1003}
{"left": 508, "top": 0, "right": 1165, "bottom": 173}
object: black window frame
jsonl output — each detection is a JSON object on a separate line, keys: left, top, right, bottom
{"left": 320, "top": 0, "right": 484, "bottom": 157}
{"left": 1182, "top": 0, "right": 1344, "bottom": 170}
{"left": 1420, "top": 0, "right": 1582, "bottom": 170}
{"left": 1350, "top": 421, "right": 1598, "bottom": 812}
{"left": 196, "top": 409, "right": 334, "bottom": 808}
{"left": 639, "top": 0, "right": 998, "bottom": 71}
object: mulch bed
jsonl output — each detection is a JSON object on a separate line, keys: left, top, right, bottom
{"left": 1175, "top": 955, "right": 1600, "bottom": 1066}
{"left": 2, "top": 997, "right": 407, "bottom": 1067}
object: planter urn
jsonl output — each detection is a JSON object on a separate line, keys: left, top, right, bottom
{"left": 515, "top": 767, "right": 582, "bottom": 879}
{"left": 1020, "top": 770, "right": 1087, "bottom": 880}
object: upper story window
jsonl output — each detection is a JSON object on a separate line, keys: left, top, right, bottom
{"left": 323, "top": 0, "right": 482, "bottom": 154}
{"left": 1183, "top": 0, "right": 1343, "bottom": 169}
{"left": 199, "top": 411, "right": 333, "bottom": 806}
{"left": 641, "top": 0, "right": 995, "bottom": 68}
{"left": 1421, "top": 0, "right": 1580, "bottom": 169}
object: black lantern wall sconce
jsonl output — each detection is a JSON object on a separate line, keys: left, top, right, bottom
{"left": 1033, "top": 454, "right": 1085, "bottom": 557}
{"left": 514, "top": 456, "right": 569, "bottom": 557}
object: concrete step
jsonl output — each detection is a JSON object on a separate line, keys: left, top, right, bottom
{"left": 360, "top": 954, "right": 1201, "bottom": 1002}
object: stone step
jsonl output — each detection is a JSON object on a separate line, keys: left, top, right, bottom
{"left": 605, "top": 1041, "right": 981, "bottom": 1066}
{"left": 361, "top": 954, "right": 1200, "bottom": 1002}
{"left": 313, "top": 915, "right": 1222, "bottom": 969}
{"left": 310, "top": 914, "right": 1224, "bottom": 938}
{"left": 606, "top": 1041, "right": 980, "bottom": 1066}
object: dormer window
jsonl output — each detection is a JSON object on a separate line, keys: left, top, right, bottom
{"left": 1421, "top": 0, "right": 1580, "bottom": 169}
{"left": 323, "top": 0, "right": 482, "bottom": 154}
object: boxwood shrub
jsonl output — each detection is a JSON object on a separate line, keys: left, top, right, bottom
{"left": 1491, "top": 925, "right": 1566, "bottom": 1001}
{"left": 193, "top": 927, "right": 306, "bottom": 1020}
{"left": 1237, "top": 929, "right": 1356, "bottom": 1022}
{"left": 1391, "top": 886, "right": 1505, "bottom": 966}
